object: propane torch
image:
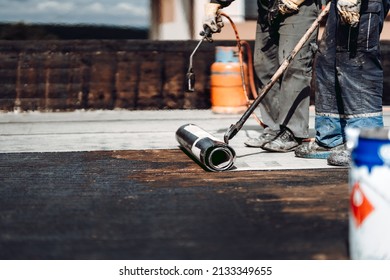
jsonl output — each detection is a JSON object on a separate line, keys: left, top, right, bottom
{"left": 186, "top": 27, "right": 212, "bottom": 92}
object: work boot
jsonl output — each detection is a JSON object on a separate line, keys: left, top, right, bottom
{"left": 327, "top": 149, "right": 351, "bottom": 166}
{"left": 244, "top": 128, "right": 277, "bottom": 147}
{"left": 295, "top": 140, "right": 345, "bottom": 159}
{"left": 261, "top": 128, "right": 301, "bottom": 152}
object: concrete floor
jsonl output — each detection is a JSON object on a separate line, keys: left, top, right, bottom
{"left": 1, "top": 107, "right": 390, "bottom": 170}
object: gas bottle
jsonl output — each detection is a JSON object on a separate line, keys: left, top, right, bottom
{"left": 210, "top": 46, "right": 249, "bottom": 114}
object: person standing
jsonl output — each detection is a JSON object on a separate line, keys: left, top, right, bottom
{"left": 203, "top": 0, "right": 320, "bottom": 152}
{"left": 295, "top": 0, "right": 390, "bottom": 166}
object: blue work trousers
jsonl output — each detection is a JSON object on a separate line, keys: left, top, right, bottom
{"left": 314, "top": 0, "right": 388, "bottom": 147}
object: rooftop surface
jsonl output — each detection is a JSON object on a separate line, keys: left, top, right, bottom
{"left": 1, "top": 107, "right": 389, "bottom": 260}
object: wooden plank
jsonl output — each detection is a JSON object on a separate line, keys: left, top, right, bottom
{"left": 87, "top": 52, "right": 116, "bottom": 109}
{"left": 137, "top": 51, "right": 163, "bottom": 109}
{"left": 114, "top": 52, "right": 138, "bottom": 109}
{"left": 162, "top": 52, "right": 186, "bottom": 109}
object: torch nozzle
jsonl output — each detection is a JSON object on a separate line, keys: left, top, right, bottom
{"left": 186, "top": 71, "right": 195, "bottom": 92}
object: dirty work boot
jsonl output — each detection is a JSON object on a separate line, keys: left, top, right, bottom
{"left": 244, "top": 128, "right": 277, "bottom": 148}
{"left": 295, "top": 140, "right": 345, "bottom": 159}
{"left": 261, "top": 128, "right": 300, "bottom": 152}
{"left": 327, "top": 149, "right": 351, "bottom": 166}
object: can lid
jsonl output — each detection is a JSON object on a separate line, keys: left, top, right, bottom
{"left": 346, "top": 127, "right": 389, "bottom": 152}
{"left": 348, "top": 128, "right": 390, "bottom": 171}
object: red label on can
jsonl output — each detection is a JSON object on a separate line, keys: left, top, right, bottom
{"left": 351, "top": 182, "right": 375, "bottom": 227}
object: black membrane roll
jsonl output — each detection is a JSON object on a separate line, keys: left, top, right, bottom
{"left": 175, "top": 123, "right": 236, "bottom": 172}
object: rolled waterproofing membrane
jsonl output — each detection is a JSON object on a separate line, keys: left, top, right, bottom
{"left": 175, "top": 124, "right": 236, "bottom": 172}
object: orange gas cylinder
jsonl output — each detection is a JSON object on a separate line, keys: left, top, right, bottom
{"left": 210, "top": 46, "right": 249, "bottom": 114}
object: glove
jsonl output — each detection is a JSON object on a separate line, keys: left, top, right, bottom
{"left": 202, "top": 3, "right": 224, "bottom": 34}
{"left": 337, "top": 0, "right": 361, "bottom": 27}
{"left": 278, "top": 0, "right": 305, "bottom": 15}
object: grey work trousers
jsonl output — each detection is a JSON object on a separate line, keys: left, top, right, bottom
{"left": 254, "top": 0, "right": 319, "bottom": 138}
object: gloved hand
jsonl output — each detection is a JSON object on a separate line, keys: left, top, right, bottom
{"left": 268, "top": 0, "right": 304, "bottom": 26}
{"left": 337, "top": 0, "right": 361, "bottom": 27}
{"left": 278, "top": 0, "right": 305, "bottom": 15}
{"left": 202, "top": 3, "right": 224, "bottom": 34}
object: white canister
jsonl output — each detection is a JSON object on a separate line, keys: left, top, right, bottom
{"left": 348, "top": 128, "right": 390, "bottom": 259}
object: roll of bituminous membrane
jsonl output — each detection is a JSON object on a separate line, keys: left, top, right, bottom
{"left": 175, "top": 123, "right": 236, "bottom": 172}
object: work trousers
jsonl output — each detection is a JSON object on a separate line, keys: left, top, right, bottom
{"left": 314, "top": 0, "right": 388, "bottom": 147}
{"left": 254, "top": 0, "right": 319, "bottom": 138}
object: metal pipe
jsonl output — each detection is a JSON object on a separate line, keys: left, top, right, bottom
{"left": 175, "top": 124, "right": 236, "bottom": 172}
